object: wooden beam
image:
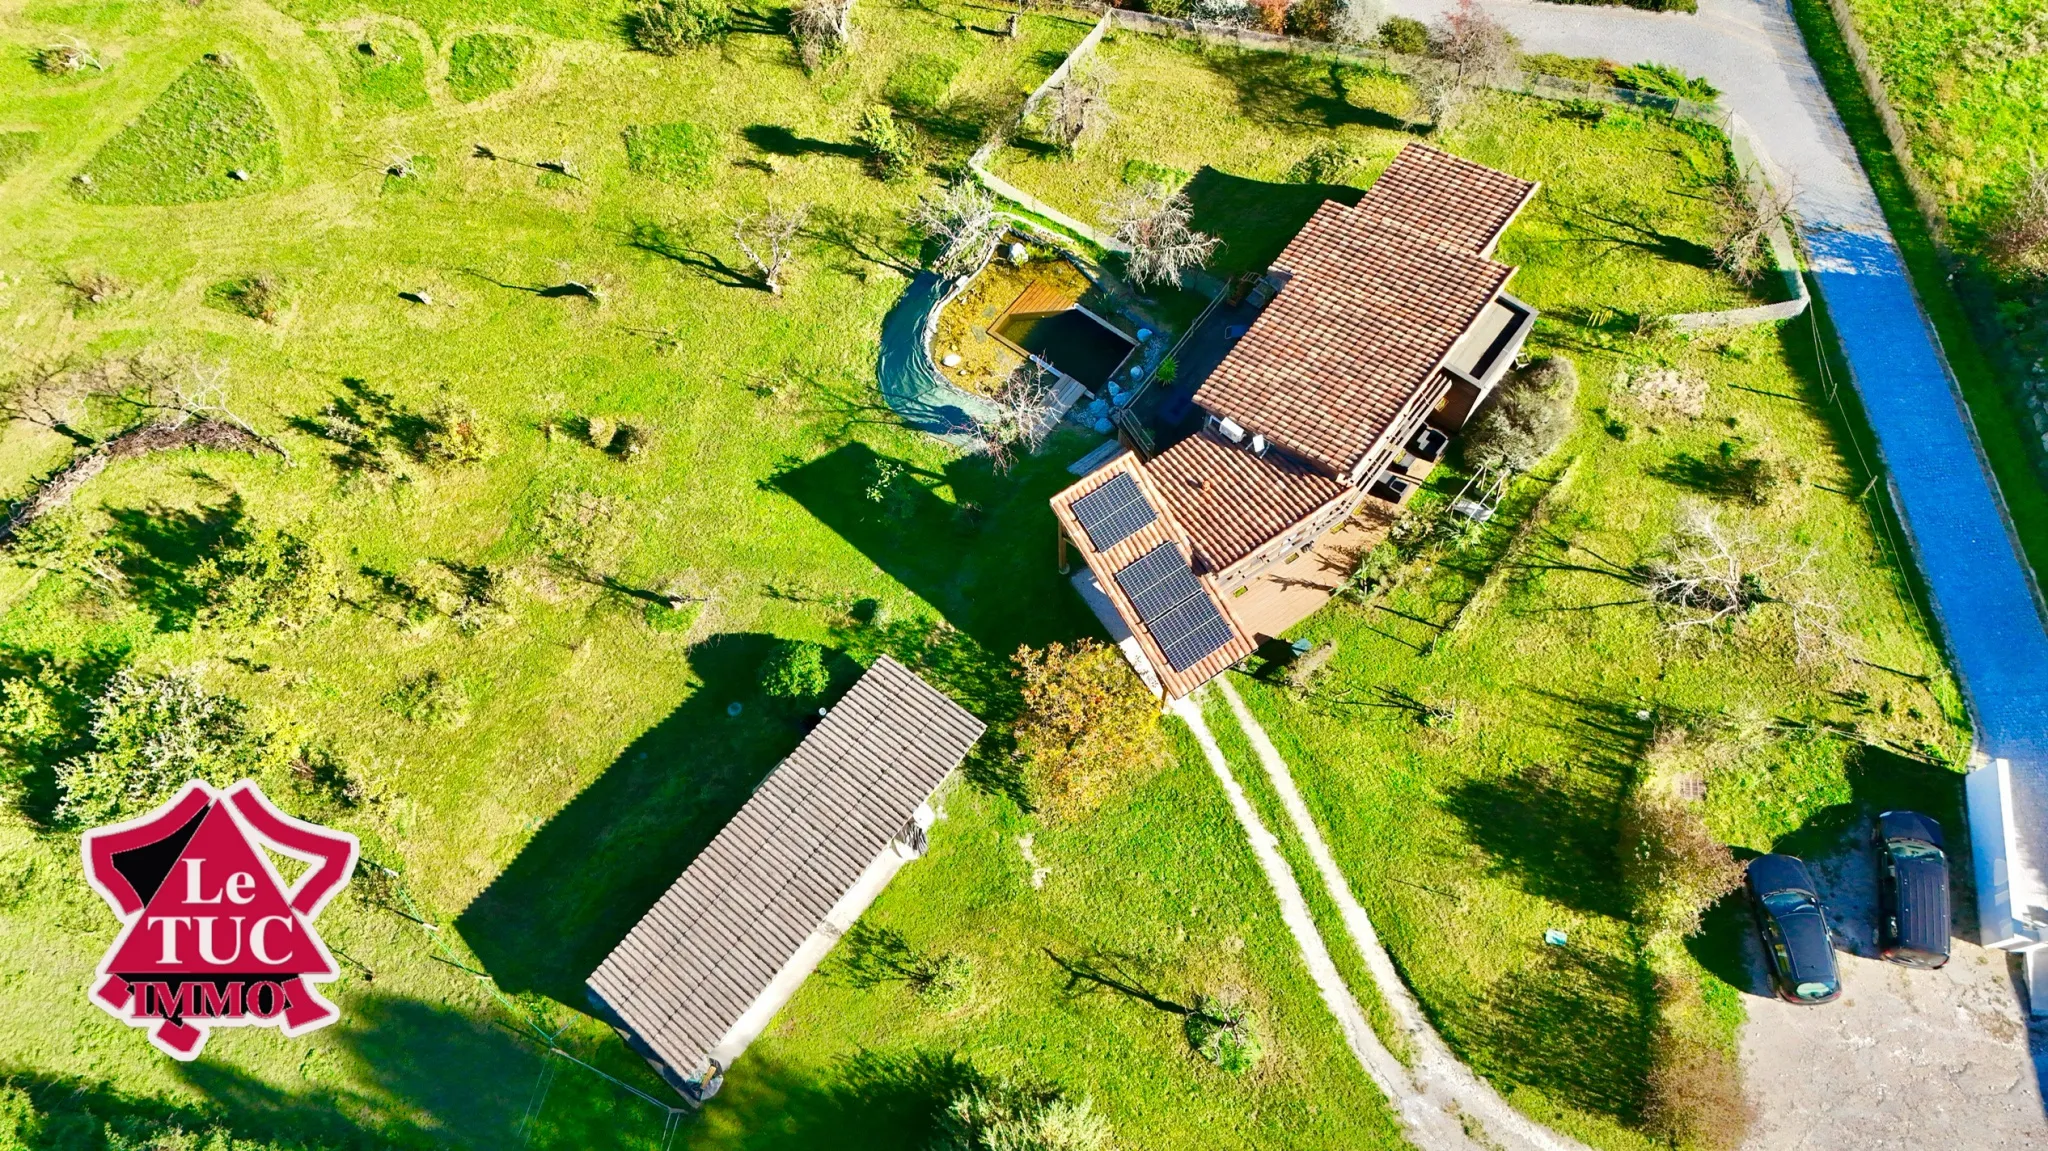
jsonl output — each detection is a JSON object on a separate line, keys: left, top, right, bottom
{"left": 1057, "top": 526, "right": 1070, "bottom": 575}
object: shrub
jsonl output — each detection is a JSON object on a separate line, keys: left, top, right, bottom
{"left": 33, "top": 39, "right": 102, "bottom": 75}
{"left": 1248, "top": 0, "right": 1289, "bottom": 33}
{"left": 627, "top": 0, "right": 731, "bottom": 54}
{"left": 1186, "top": 994, "right": 1263, "bottom": 1073}
{"left": 417, "top": 401, "right": 492, "bottom": 465}
{"left": 1430, "top": 0, "right": 1513, "bottom": 83}
{"left": 191, "top": 527, "right": 332, "bottom": 629}
{"left": 1613, "top": 61, "right": 1718, "bottom": 102}
{"left": 1376, "top": 14, "right": 1429, "bottom": 53}
{"left": 1988, "top": 163, "right": 2048, "bottom": 271}
{"left": 908, "top": 950, "right": 974, "bottom": 1008}
{"left": 1619, "top": 790, "right": 1742, "bottom": 937}
{"left": 1288, "top": 140, "right": 1363, "bottom": 185}
{"left": 54, "top": 670, "right": 292, "bottom": 827}
{"left": 933, "top": 1078, "right": 1112, "bottom": 1151}
{"left": 382, "top": 669, "right": 470, "bottom": 728}
{"left": 1284, "top": 0, "right": 1338, "bottom": 39}
{"left": 61, "top": 269, "right": 124, "bottom": 309}
{"left": 1643, "top": 980, "right": 1753, "bottom": 1151}
{"left": 205, "top": 272, "right": 286, "bottom": 323}
{"left": 1154, "top": 354, "right": 1178, "bottom": 386}
{"left": 855, "top": 105, "right": 916, "bottom": 178}
{"left": 1011, "top": 640, "right": 1164, "bottom": 821}
{"left": 622, "top": 122, "right": 720, "bottom": 187}
{"left": 1462, "top": 355, "right": 1579, "bottom": 473}
{"left": 763, "top": 640, "right": 829, "bottom": 699}
{"left": 1331, "top": 0, "right": 1385, "bottom": 45}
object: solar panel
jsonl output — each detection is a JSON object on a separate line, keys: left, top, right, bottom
{"left": 1162, "top": 610, "right": 1235, "bottom": 671}
{"left": 1150, "top": 593, "right": 1220, "bottom": 651}
{"left": 1114, "top": 544, "right": 1203, "bottom": 622}
{"left": 1071, "top": 474, "right": 1154, "bottom": 551}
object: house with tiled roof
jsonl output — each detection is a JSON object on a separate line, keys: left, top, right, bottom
{"left": 1050, "top": 144, "right": 1539, "bottom": 701}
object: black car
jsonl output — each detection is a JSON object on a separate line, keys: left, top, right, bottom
{"left": 1746, "top": 854, "right": 1841, "bottom": 1004}
{"left": 1874, "top": 810, "right": 1951, "bottom": 968}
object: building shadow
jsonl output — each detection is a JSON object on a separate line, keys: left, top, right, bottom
{"left": 455, "top": 632, "right": 852, "bottom": 1004}
{"left": 763, "top": 441, "right": 1099, "bottom": 662}
{"left": 1183, "top": 166, "right": 1362, "bottom": 277}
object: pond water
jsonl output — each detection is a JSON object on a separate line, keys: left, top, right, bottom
{"left": 995, "top": 308, "right": 1136, "bottom": 389}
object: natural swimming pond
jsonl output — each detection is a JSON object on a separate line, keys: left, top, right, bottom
{"left": 994, "top": 306, "right": 1137, "bottom": 389}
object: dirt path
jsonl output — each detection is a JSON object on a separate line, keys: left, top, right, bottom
{"left": 1212, "top": 679, "right": 1592, "bottom": 1151}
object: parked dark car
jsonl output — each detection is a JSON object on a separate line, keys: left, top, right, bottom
{"left": 1875, "top": 810, "right": 1951, "bottom": 968}
{"left": 1746, "top": 854, "right": 1841, "bottom": 1004}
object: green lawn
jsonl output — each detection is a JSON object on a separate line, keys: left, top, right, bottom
{"left": 0, "top": 3, "right": 1964, "bottom": 1150}
{"left": 0, "top": 0, "right": 1406, "bottom": 1147}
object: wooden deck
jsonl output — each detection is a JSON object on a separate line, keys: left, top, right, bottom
{"left": 1226, "top": 511, "right": 1392, "bottom": 641}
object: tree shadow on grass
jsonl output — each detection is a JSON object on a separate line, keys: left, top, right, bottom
{"left": 1441, "top": 690, "right": 1651, "bottom": 920}
{"left": 1197, "top": 50, "right": 1419, "bottom": 135}
{"left": 624, "top": 219, "right": 773, "bottom": 292}
{"left": 1647, "top": 450, "right": 1769, "bottom": 503}
{"left": 1540, "top": 192, "right": 1720, "bottom": 273}
{"left": 0, "top": 642, "right": 129, "bottom": 825}
{"left": 1456, "top": 942, "right": 1656, "bottom": 1125}
{"left": 742, "top": 123, "right": 865, "bottom": 160}
{"left": 1183, "top": 166, "right": 1362, "bottom": 277}
{"left": 456, "top": 632, "right": 855, "bottom": 1004}
{"left": 105, "top": 494, "right": 244, "bottom": 631}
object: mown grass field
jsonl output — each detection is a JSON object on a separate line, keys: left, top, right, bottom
{"left": 0, "top": 0, "right": 1403, "bottom": 1147}
{"left": 0, "top": 3, "right": 1967, "bottom": 1151}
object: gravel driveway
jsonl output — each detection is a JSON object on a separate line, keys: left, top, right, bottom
{"left": 1736, "top": 830, "right": 2045, "bottom": 1149}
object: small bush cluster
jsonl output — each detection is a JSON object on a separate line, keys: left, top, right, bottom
{"left": 627, "top": 0, "right": 731, "bottom": 54}
{"left": 33, "top": 39, "right": 102, "bottom": 75}
{"left": 1011, "top": 640, "right": 1165, "bottom": 822}
{"left": 854, "top": 106, "right": 917, "bottom": 178}
{"left": 53, "top": 669, "right": 293, "bottom": 827}
{"left": 191, "top": 527, "right": 333, "bottom": 630}
{"left": 1376, "top": 15, "right": 1429, "bottom": 54}
{"left": 1619, "top": 787, "right": 1742, "bottom": 937}
{"left": 1612, "top": 62, "right": 1718, "bottom": 102}
{"left": 1288, "top": 140, "right": 1363, "bottom": 185}
{"left": 1186, "top": 994, "right": 1264, "bottom": 1073}
{"left": 205, "top": 272, "right": 286, "bottom": 323}
{"left": 762, "top": 640, "right": 828, "bottom": 699}
{"left": 1988, "top": 163, "right": 2048, "bottom": 271}
{"left": 417, "top": 400, "right": 493, "bottom": 465}
{"left": 933, "top": 1078, "right": 1112, "bottom": 1151}
{"left": 1463, "top": 355, "right": 1579, "bottom": 473}
{"left": 907, "top": 950, "right": 974, "bottom": 1009}
{"left": 382, "top": 669, "right": 470, "bottom": 728}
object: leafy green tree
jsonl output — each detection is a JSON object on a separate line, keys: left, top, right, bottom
{"left": 763, "top": 641, "right": 829, "bottom": 700}
{"left": 933, "top": 1077, "right": 1111, "bottom": 1151}
{"left": 190, "top": 527, "right": 333, "bottom": 629}
{"left": 54, "top": 670, "right": 291, "bottom": 826}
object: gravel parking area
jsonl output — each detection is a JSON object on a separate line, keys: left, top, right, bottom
{"left": 1737, "top": 829, "right": 2046, "bottom": 1149}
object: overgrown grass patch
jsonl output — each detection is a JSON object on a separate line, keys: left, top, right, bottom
{"left": 0, "top": 131, "right": 37, "bottom": 178}
{"left": 311, "top": 24, "right": 430, "bottom": 110}
{"left": 447, "top": 32, "right": 531, "bottom": 102}
{"left": 73, "top": 53, "right": 280, "bottom": 204}
{"left": 622, "top": 120, "right": 719, "bottom": 186}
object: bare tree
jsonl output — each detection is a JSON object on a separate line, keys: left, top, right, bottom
{"left": 1042, "top": 58, "right": 1115, "bottom": 153}
{"left": 1639, "top": 503, "right": 1841, "bottom": 663}
{"left": 1429, "top": 0, "right": 1513, "bottom": 84}
{"left": 962, "top": 361, "right": 1061, "bottom": 473}
{"left": 1104, "top": 182, "right": 1220, "bottom": 289}
{"left": 0, "top": 355, "right": 97, "bottom": 445}
{"left": 733, "top": 203, "right": 811, "bottom": 295}
{"left": 908, "top": 182, "right": 1006, "bottom": 277}
{"left": 1333, "top": 0, "right": 1387, "bottom": 46}
{"left": 1989, "top": 160, "right": 2048, "bottom": 271}
{"left": 1713, "top": 175, "right": 1797, "bottom": 286}
{"left": 792, "top": 0, "right": 856, "bottom": 68}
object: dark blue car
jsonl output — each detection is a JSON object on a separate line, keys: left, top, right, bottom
{"left": 1746, "top": 854, "right": 1841, "bottom": 1004}
{"left": 1874, "top": 811, "right": 1950, "bottom": 969}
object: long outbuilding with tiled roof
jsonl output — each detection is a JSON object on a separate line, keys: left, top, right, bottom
{"left": 586, "top": 656, "right": 984, "bottom": 1101}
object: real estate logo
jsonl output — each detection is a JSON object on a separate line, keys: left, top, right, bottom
{"left": 80, "top": 780, "right": 358, "bottom": 1060}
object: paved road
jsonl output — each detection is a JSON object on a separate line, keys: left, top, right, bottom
{"left": 1384, "top": 0, "right": 2048, "bottom": 1141}
{"left": 1738, "top": 828, "right": 2044, "bottom": 1149}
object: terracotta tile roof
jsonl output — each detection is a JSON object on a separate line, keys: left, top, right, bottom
{"left": 1195, "top": 198, "right": 1516, "bottom": 474}
{"left": 1354, "top": 143, "right": 1539, "bottom": 255}
{"left": 586, "top": 657, "right": 983, "bottom": 1082}
{"left": 1145, "top": 431, "right": 1350, "bottom": 573}
{"left": 1049, "top": 453, "right": 1256, "bottom": 700}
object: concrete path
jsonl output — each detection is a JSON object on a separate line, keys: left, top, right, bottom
{"left": 1212, "top": 680, "right": 1591, "bottom": 1151}
{"left": 1172, "top": 695, "right": 1483, "bottom": 1150}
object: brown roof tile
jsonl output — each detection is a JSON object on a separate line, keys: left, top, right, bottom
{"left": 1145, "top": 432, "right": 1350, "bottom": 573}
{"left": 1354, "top": 143, "right": 1539, "bottom": 255}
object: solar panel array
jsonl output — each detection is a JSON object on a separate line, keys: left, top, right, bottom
{"left": 1114, "top": 543, "right": 1236, "bottom": 671}
{"left": 1071, "top": 474, "right": 1155, "bottom": 552}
